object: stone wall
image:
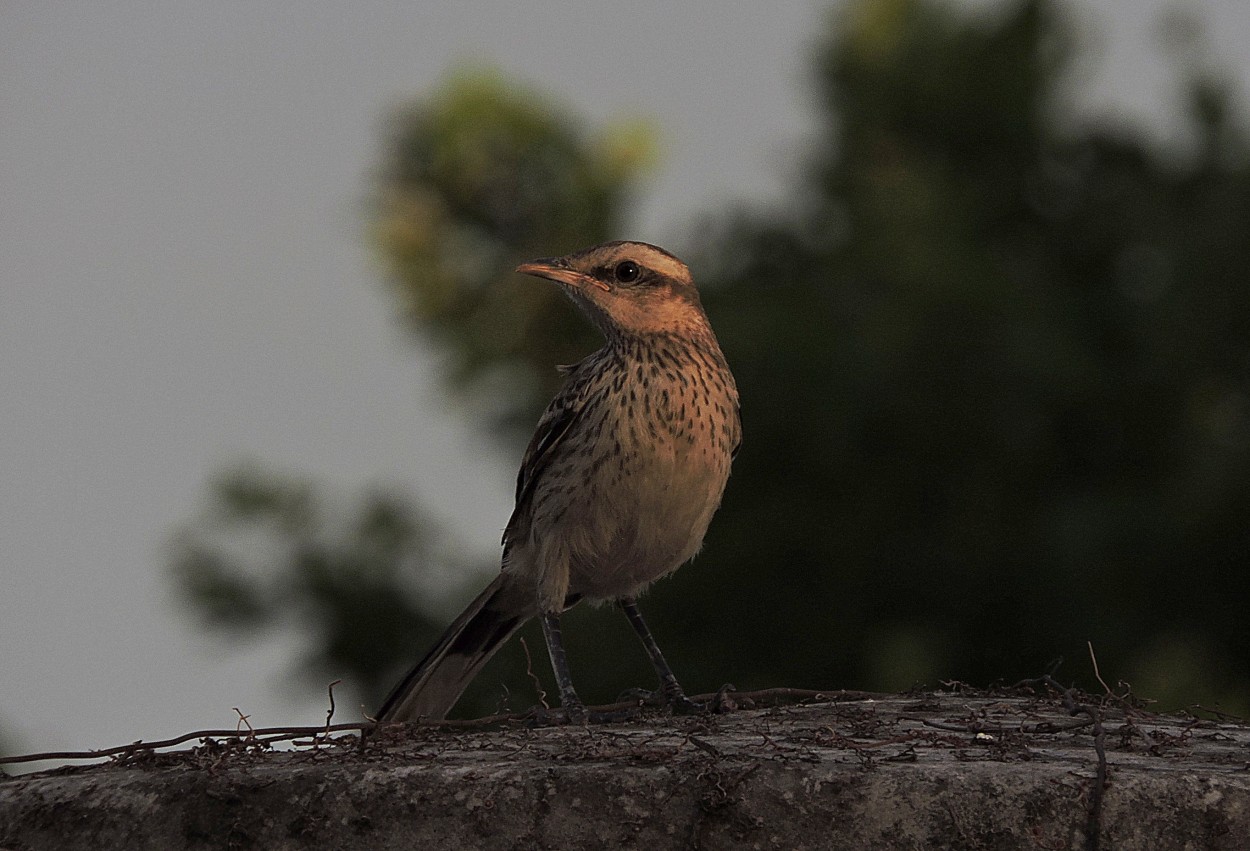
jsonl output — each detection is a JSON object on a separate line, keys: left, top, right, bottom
{"left": 2, "top": 691, "right": 1247, "bottom": 850}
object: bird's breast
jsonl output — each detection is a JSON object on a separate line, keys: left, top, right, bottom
{"left": 554, "top": 353, "right": 739, "bottom": 599}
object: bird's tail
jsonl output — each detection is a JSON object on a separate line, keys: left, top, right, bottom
{"left": 377, "top": 574, "right": 534, "bottom": 722}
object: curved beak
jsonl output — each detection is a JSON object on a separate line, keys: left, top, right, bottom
{"left": 515, "top": 258, "right": 610, "bottom": 291}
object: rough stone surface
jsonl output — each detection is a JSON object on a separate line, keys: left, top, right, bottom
{"left": 2, "top": 691, "right": 1249, "bottom": 850}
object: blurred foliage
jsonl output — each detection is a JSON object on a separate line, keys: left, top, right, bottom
{"left": 371, "top": 68, "right": 655, "bottom": 432}
{"left": 171, "top": 467, "right": 456, "bottom": 707}
{"left": 174, "top": 0, "right": 1250, "bottom": 716}
{"left": 694, "top": 0, "right": 1250, "bottom": 712}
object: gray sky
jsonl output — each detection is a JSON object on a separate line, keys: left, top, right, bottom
{"left": 3, "top": 0, "right": 1248, "bottom": 767}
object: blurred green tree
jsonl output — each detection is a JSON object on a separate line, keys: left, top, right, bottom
{"left": 171, "top": 467, "right": 457, "bottom": 707}
{"left": 690, "top": 0, "right": 1250, "bottom": 709}
{"left": 172, "top": 0, "right": 1250, "bottom": 716}
{"left": 371, "top": 67, "right": 655, "bottom": 432}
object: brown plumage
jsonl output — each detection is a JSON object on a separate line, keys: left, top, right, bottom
{"left": 377, "top": 241, "right": 741, "bottom": 722}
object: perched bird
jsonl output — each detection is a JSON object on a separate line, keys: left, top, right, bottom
{"left": 377, "top": 240, "right": 741, "bottom": 722}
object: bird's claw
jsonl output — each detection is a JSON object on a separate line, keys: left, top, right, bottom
{"left": 615, "top": 683, "right": 738, "bottom": 715}
{"left": 525, "top": 700, "right": 587, "bottom": 726}
{"left": 525, "top": 700, "right": 640, "bottom": 726}
{"left": 673, "top": 683, "right": 738, "bottom": 715}
{"left": 708, "top": 683, "right": 738, "bottom": 713}
{"left": 616, "top": 687, "right": 668, "bottom": 707}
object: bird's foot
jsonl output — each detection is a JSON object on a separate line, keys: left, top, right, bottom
{"left": 524, "top": 705, "right": 565, "bottom": 726}
{"left": 707, "top": 683, "right": 739, "bottom": 713}
{"left": 615, "top": 686, "right": 698, "bottom": 713}
{"left": 616, "top": 683, "right": 738, "bottom": 715}
{"left": 616, "top": 687, "right": 665, "bottom": 706}
{"left": 525, "top": 700, "right": 639, "bottom": 726}
{"left": 672, "top": 683, "right": 738, "bottom": 715}
{"left": 525, "top": 700, "right": 585, "bottom": 726}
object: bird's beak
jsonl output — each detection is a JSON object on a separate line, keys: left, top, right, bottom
{"left": 515, "top": 258, "right": 610, "bottom": 291}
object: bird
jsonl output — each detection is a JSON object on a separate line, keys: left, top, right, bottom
{"left": 376, "top": 240, "right": 741, "bottom": 723}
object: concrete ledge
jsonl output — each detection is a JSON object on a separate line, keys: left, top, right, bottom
{"left": 3, "top": 692, "right": 1248, "bottom": 849}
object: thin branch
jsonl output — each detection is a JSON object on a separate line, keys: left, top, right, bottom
{"left": 0, "top": 688, "right": 868, "bottom": 767}
{"left": 917, "top": 717, "right": 1094, "bottom": 735}
{"left": 322, "top": 679, "right": 342, "bottom": 739}
{"left": 1014, "top": 674, "right": 1108, "bottom": 851}
{"left": 1088, "top": 641, "right": 1112, "bottom": 698}
{"left": 0, "top": 723, "right": 371, "bottom": 766}
{"left": 519, "top": 637, "right": 549, "bottom": 710}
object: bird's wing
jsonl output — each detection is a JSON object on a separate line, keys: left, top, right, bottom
{"left": 502, "top": 390, "right": 587, "bottom": 549}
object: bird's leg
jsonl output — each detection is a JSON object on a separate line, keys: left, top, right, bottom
{"left": 618, "top": 598, "right": 703, "bottom": 714}
{"left": 540, "top": 612, "right": 587, "bottom": 723}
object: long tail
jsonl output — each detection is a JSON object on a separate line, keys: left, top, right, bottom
{"left": 377, "top": 574, "right": 534, "bottom": 722}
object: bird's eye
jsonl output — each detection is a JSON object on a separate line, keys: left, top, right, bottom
{"left": 614, "top": 260, "right": 640, "bottom": 284}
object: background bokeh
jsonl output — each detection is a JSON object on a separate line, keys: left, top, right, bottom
{"left": 4, "top": 0, "right": 1250, "bottom": 767}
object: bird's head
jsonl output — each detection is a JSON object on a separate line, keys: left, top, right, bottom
{"left": 516, "top": 241, "right": 708, "bottom": 340}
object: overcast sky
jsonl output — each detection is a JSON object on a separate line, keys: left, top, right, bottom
{"left": 3, "top": 0, "right": 1249, "bottom": 768}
